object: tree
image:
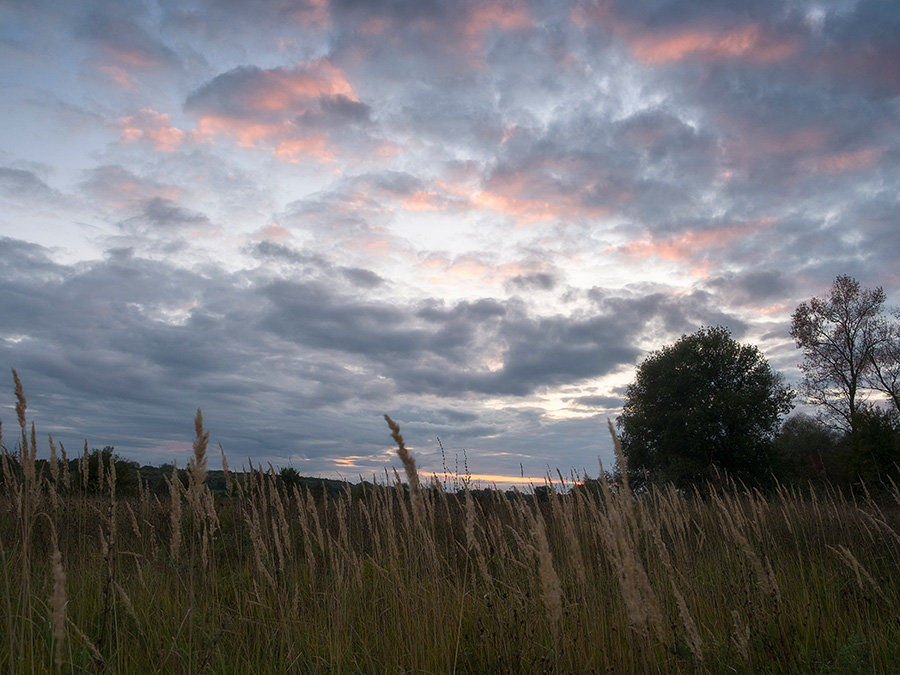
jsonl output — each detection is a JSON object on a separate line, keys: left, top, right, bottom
{"left": 771, "top": 413, "right": 844, "bottom": 484}
{"left": 790, "top": 275, "right": 896, "bottom": 433}
{"left": 618, "top": 326, "right": 793, "bottom": 489}
{"left": 869, "top": 309, "right": 900, "bottom": 413}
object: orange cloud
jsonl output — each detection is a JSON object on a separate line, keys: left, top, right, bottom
{"left": 421, "top": 471, "right": 550, "bottom": 486}
{"left": 472, "top": 190, "right": 570, "bottom": 223}
{"left": 631, "top": 23, "right": 798, "bottom": 65}
{"left": 616, "top": 218, "right": 775, "bottom": 268}
{"left": 120, "top": 109, "right": 186, "bottom": 152}
{"left": 465, "top": 2, "right": 532, "bottom": 36}
{"left": 187, "top": 58, "right": 356, "bottom": 162}
{"left": 457, "top": 0, "right": 533, "bottom": 64}
{"left": 100, "top": 64, "right": 137, "bottom": 90}
{"left": 274, "top": 134, "right": 335, "bottom": 163}
{"left": 473, "top": 167, "right": 613, "bottom": 224}
{"left": 194, "top": 116, "right": 283, "bottom": 147}
{"left": 571, "top": 8, "right": 798, "bottom": 67}
{"left": 107, "top": 46, "right": 166, "bottom": 69}
{"left": 245, "top": 61, "right": 355, "bottom": 113}
{"left": 419, "top": 254, "right": 543, "bottom": 286}
{"left": 400, "top": 190, "right": 443, "bottom": 212}
{"left": 257, "top": 224, "right": 291, "bottom": 242}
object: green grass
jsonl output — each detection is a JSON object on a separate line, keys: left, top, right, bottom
{"left": 1, "top": 410, "right": 899, "bottom": 672}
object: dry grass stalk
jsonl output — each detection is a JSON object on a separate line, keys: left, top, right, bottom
{"left": 246, "top": 499, "right": 276, "bottom": 587}
{"left": 0, "top": 419, "right": 12, "bottom": 490}
{"left": 115, "top": 581, "right": 139, "bottom": 623}
{"left": 732, "top": 609, "right": 750, "bottom": 660}
{"left": 829, "top": 544, "right": 884, "bottom": 597}
{"left": 714, "top": 495, "right": 779, "bottom": 600}
{"left": 464, "top": 486, "right": 476, "bottom": 551}
{"left": 12, "top": 369, "right": 28, "bottom": 463}
{"left": 671, "top": 579, "right": 703, "bottom": 662}
{"left": 58, "top": 442, "right": 69, "bottom": 489}
{"left": 97, "top": 446, "right": 105, "bottom": 494}
{"left": 532, "top": 508, "right": 563, "bottom": 637}
{"left": 219, "top": 443, "right": 232, "bottom": 493}
{"left": 383, "top": 415, "right": 425, "bottom": 524}
{"left": 50, "top": 527, "right": 66, "bottom": 670}
{"left": 67, "top": 617, "right": 105, "bottom": 670}
{"left": 598, "top": 507, "right": 666, "bottom": 641}
{"left": 80, "top": 441, "right": 89, "bottom": 491}
{"left": 607, "top": 418, "right": 630, "bottom": 495}
{"left": 108, "top": 450, "right": 117, "bottom": 497}
{"left": 168, "top": 461, "right": 181, "bottom": 560}
{"left": 304, "top": 487, "right": 326, "bottom": 556}
{"left": 555, "top": 491, "right": 587, "bottom": 588}
{"left": 189, "top": 409, "right": 209, "bottom": 512}
{"left": 48, "top": 434, "right": 59, "bottom": 484}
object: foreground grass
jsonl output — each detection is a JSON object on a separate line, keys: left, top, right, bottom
{"left": 1, "top": 404, "right": 899, "bottom": 672}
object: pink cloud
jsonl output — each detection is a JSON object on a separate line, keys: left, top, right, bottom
{"left": 460, "top": 1, "right": 533, "bottom": 62}
{"left": 99, "top": 64, "right": 137, "bottom": 90}
{"left": 105, "top": 46, "right": 166, "bottom": 69}
{"left": 400, "top": 190, "right": 444, "bottom": 212}
{"left": 256, "top": 224, "right": 291, "bottom": 242}
{"left": 242, "top": 61, "right": 355, "bottom": 113}
{"left": 799, "top": 147, "right": 882, "bottom": 174}
{"left": 186, "top": 58, "right": 357, "bottom": 162}
{"left": 120, "top": 109, "right": 186, "bottom": 152}
{"left": 274, "top": 134, "right": 335, "bottom": 163}
{"left": 717, "top": 123, "right": 829, "bottom": 173}
{"left": 614, "top": 218, "right": 775, "bottom": 272}
{"left": 570, "top": 7, "right": 798, "bottom": 66}
{"left": 472, "top": 166, "right": 614, "bottom": 224}
{"left": 630, "top": 23, "right": 799, "bottom": 65}
{"left": 418, "top": 253, "right": 546, "bottom": 286}
{"left": 465, "top": 2, "right": 532, "bottom": 37}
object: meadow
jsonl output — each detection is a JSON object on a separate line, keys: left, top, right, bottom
{"left": 2, "top": 378, "right": 899, "bottom": 672}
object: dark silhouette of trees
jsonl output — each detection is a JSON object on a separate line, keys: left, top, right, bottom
{"left": 618, "top": 326, "right": 793, "bottom": 489}
{"left": 790, "top": 275, "right": 895, "bottom": 433}
{"left": 771, "top": 413, "right": 845, "bottom": 484}
{"left": 869, "top": 310, "right": 900, "bottom": 412}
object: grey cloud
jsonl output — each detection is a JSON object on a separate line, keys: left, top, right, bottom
{"left": 250, "top": 241, "right": 311, "bottom": 265}
{"left": 341, "top": 267, "right": 385, "bottom": 288}
{"left": 319, "top": 95, "right": 371, "bottom": 122}
{"left": 589, "top": 287, "right": 749, "bottom": 341}
{"left": 79, "top": 166, "right": 176, "bottom": 208}
{"left": 0, "top": 167, "right": 55, "bottom": 198}
{"left": 134, "top": 197, "right": 210, "bottom": 229}
{"left": 185, "top": 66, "right": 373, "bottom": 138}
{"left": 565, "top": 394, "right": 623, "bottom": 410}
{"left": 705, "top": 270, "right": 795, "bottom": 307}
{"left": 0, "top": 237, "right": 66, "bottom": 279}
{"left": 77, "top": 12, "right": 182, "bottom": 71}
{"left": 507, "top": 272, "right": 557, "bottom": 292}
{"left": 185, "top": 66, "right": 277, "bottom": 119}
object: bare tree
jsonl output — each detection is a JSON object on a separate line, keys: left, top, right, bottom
{"left": 790, "top": 275, "right": 888, "bottom": 433}
{"left": 868, "top": 309, "right": 900, "bottom": 413}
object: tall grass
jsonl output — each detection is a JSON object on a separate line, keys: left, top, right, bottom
{"left": 1, "top": 381, "right": 899, "bottom": 672}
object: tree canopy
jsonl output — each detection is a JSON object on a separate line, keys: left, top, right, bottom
{"left": 790, "top": 275, "right": 894, "bottom": 433}
{"left": 618, "top": 326, "right": 793, "bottom": 489}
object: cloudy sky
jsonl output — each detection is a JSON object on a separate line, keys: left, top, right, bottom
{"left": 1, "top": 0, "right": 898, "bottom": 485}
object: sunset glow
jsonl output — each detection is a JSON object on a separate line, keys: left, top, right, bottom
{"left": 0, "top": 0, "right": 897, "bottom": 481}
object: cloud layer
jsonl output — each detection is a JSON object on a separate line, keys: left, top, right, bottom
{"left": 1, "top": 0, "right": 898, "bottom": 481}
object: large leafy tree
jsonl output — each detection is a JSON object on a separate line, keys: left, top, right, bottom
{"left": 618, "top": 326, "right": 793, "bottom": 488}
{"left": 790, "top": 275, "right": 895, "bottom": 433}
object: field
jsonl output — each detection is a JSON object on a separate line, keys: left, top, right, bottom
{"left": 2, "top": 402, "right": 899, "bottom": 672}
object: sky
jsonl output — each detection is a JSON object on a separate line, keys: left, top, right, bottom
{"left": 1, "top": 0, "right": 898, "bottom": 486}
